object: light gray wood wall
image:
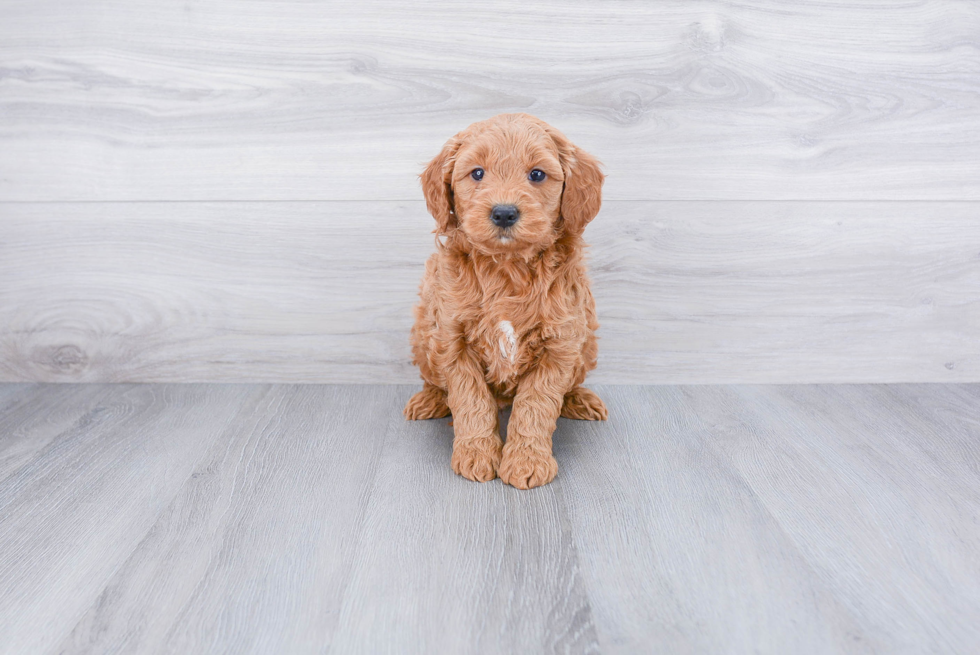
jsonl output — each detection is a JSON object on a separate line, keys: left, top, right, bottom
{"left": 1, "top": 1, "right": 978, "bottom": 384}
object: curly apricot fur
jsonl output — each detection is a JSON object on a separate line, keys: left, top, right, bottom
{"left": 405, "top": 114, "right": 607, "bottom": 488}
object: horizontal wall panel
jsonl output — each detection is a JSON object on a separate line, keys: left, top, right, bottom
{"left": 1, "top": 0, "right": 978, "bottom": 201}
{"left": 1, "top": 200, "right": 977, "bottom": 384}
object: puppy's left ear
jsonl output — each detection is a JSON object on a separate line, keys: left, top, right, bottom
{"left": 420, "top": 137, "right": 461, "bottom": 235}
{"left": 548, "top": 128, "right": 604, "bottom": 236}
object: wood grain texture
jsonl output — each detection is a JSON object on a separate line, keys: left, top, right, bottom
{"left": 1, "top": 201, "right": 976, "bottom": 384}
{"left": 330, "top": 401, "right": 599, "bottom": 654}
{"left": 554, "top": 385, "right": 871, "bottom": 654}
{"left": 1, "top": 1, "right": 978, "bottom": 201}
{"left": 678, "top": 384, "right": 980, "bottom": 653}
{"left": 2, "top": 382, "right": 979, "bottom": 653}
{"left": 0, "top": 383, "right": 263, "bottom": 655}
{"left": 557, "top": 384, "right": 980, "bottom": 653}
{"left": 57, "top": 385, "right": 400, "bottom": 654}
{"left": 0, "top": 383, "right": 116, "bottom": 482}
{"left": 882, "top": 383, "right": 980, "bottom": 478}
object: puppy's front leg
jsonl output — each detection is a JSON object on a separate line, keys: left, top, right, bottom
{"left": 445, "top": 348, "right": 502, "bottom": 482}
{"left": 498, "top": 350, "right": 572, "bottom": 489}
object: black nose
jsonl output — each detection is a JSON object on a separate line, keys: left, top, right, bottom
{"left": 490, "top": 204, "right": 520, "bottom": 228}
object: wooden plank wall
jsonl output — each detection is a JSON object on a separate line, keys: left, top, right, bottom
{"left": 1, "top": 0, "right": 978, "bottom": 384}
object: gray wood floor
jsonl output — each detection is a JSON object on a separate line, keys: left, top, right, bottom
{"left": 1, "top": 383, "right": 977, "bottom": 654}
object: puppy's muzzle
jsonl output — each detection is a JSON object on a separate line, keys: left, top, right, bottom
{"left": 490, "top": 204, "right": 520, "bottom": 228}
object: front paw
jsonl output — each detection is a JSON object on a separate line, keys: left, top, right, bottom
{"left": 451, "top": 436, "right": 503, "bottom": 483}
{"left": 498, "top": 442, "right": 558, "bottom": 489}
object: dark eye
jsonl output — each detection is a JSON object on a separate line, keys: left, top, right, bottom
{"left": 471, "top": 168, "right": 484, "bottom": 181}
{"left": 528, "top": 169, "right": 546, "bottom": 182}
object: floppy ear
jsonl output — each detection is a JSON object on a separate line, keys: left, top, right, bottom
{"left": 547, "top": 128, "right": 604, "bottom": 236}
{"left": 420, "top": 137, "right": 460, "bottom": 234}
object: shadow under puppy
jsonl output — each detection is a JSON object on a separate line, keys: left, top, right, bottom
{"left": 404, "top": 113, "right": 607, "bottom": 489}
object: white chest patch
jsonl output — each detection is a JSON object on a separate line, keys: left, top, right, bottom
{"left": 498, "top": 320, "right": 517, "bottom": 363}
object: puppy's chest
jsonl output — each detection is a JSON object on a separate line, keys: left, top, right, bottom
{"left": 471, "top": 300, "right": 543, "bottom": 385}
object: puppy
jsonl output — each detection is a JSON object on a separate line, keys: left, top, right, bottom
{"left": 404, "top": 113, "right": 607, "bottom": 489}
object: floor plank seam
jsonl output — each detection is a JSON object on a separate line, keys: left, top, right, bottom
{"left": 323, "top": 387, "right": 403, "bottom": 655}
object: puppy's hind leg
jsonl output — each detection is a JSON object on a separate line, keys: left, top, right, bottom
{"left": 404, "top": 383, "right": 451, "bottom": 420}
{"left": 561, "top": 386, "right": 608, "bottom": 421}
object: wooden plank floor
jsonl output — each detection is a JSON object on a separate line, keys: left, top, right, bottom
{"left": 1, "top": 384, "right": 978, "bottom": 654}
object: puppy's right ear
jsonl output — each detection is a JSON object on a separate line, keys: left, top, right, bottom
{"left": 420, "top": 137, "right": 461, "bottom": 234}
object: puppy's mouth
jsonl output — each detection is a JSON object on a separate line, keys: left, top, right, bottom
{"left": 490, "top": 223, "right": 517, "bottom": 244}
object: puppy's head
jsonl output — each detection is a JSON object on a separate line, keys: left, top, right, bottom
{"left": 421, "top": 113, "right": 603, "bottom": 256}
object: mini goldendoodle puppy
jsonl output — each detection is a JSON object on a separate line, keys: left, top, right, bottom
{"left": 404, "top": 113, "right": 607, "bottom": 489}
